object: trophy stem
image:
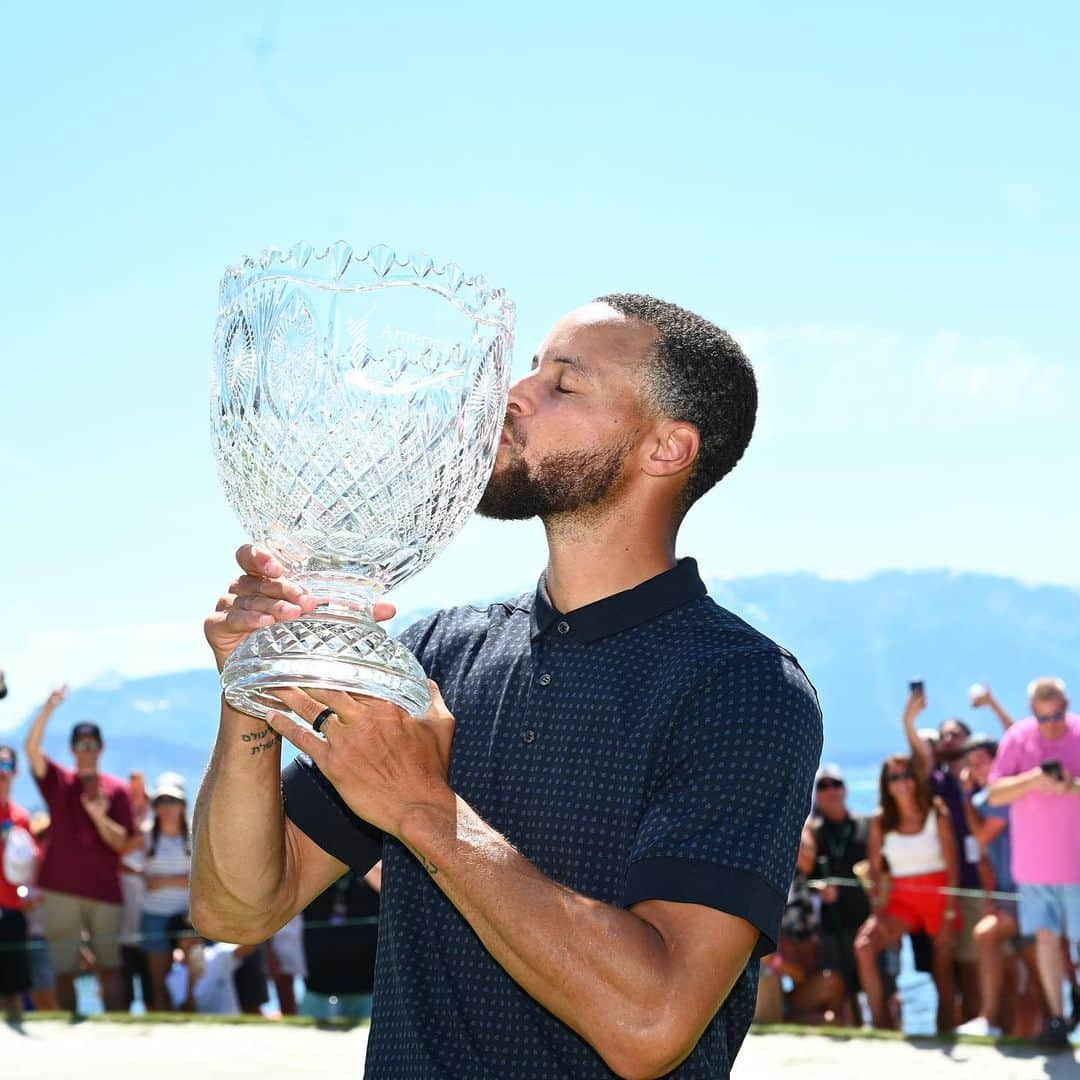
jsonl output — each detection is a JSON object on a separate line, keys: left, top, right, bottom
{"left": 293, "top": 572, "right": 378, "bottom": 620}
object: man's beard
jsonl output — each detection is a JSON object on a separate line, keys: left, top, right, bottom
{"left": 476, "top": 435, "right": 635, "bottom": 521}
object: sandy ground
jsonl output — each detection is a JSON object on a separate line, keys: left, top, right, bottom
{"left": 4, "top": 1021, "right": 1079, "bottom": 1078}
{"left": 735, "top": 1033, "right": 1079, "bottom": 1079}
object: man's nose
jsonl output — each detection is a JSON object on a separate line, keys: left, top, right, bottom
{"left": 507, "top": 372, "right": 538, "bottom": 416}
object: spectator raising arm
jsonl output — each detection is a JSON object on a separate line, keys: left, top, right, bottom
{"left": 23, "top": 685, "right": 67, "bottom": 780}
{"left": 971, "top": 685, "right": 1016, "bottom": 730}
{"left": 901, "top": 687, "right": 934, "bottom": 778}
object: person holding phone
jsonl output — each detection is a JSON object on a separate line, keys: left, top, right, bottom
{"left": 901, "top": 683, "right": 982, "bottom": 1020}
{"left": 988, "top": 676, "right": 1080, "bottom": 1049}
{"left": 22, "top": 687, "right": 135, "bottom": 1011}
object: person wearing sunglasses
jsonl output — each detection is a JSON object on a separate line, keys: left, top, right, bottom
{"left": 798, "top": 764, "right": 872, "bottom": 1025}
{"left": 854, "top": 753, "right": 959, "bottom": 1032}
{"left": 22, "top": 685, "right": 135, "bottom": 1012}
{"left": 138, "top": 773, "right": 191, "bottom": 1011}
{"left": 988, "top": 676, "right": 1080, "bottom": 1049}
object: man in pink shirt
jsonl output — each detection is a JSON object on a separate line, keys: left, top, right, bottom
{"left": 23, "top": 686, "right": 135, "bottom": 1012}
{"left": 989, "top": 676, "right": 1080, "bottom": 1049}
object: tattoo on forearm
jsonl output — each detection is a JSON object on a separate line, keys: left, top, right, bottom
{"left": 419, "top": 855, "right": 438, "bottom": 877}
{"left": 249, "top": 736, "right": 280, "bottom": 756}
{"left": 240, "top": 726, "right": 271, "bottom": 743}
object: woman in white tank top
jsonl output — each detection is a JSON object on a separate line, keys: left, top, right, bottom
{"left": 854, "top": 753, "right": 958, "bottom": 1033}
{"left": 139, "top": 772, "right": 192, "bottom": 1011}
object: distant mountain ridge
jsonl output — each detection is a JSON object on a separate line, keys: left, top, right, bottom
{"left": 5, "top": 569, "right": 1077, "bottom": 811}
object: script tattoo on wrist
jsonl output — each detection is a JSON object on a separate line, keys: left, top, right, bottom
{"left": 419, "top": 855, "right": 439, "bottom": 877}
{"left": 239, "top": 725, "right": 279, "bottom": 756}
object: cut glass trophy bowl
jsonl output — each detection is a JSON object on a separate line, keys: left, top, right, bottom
{"left": 211, "top": 242, "right": 514, "bottom": 720}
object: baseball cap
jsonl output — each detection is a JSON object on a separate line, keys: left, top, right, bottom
{"left": 815, "top": 763, "right": 845, "bottom": 785}
{"left": 70, "top": 722, "right": 103, "bottom": 747}
{"left": 151, "top": 771, "right": 187, "bottom": 802}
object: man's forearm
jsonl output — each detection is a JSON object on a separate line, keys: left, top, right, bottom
{"left": 399, "top": 795, "right": 725, "bottom": 1077}
{"left": 90, "top": 814, "right": 128, "bottom": 853}
{"left": 902, "top": 713, "right": 933, "bottom": 776}
{"left": 23, "top": 703, "right": 54, "bottom": 775}
{"left": 988, "top": 697, "right": 1015, "bottom": 729}
{"left": 190, "top": 698, "right": 287, "bottom": 939}
{"left": 987, "top": 770, "right": 1038, "bottom": 806}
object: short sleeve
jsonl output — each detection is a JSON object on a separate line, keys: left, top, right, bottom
{"left": 621, "top": 649, "right": 823, "bottom": 958}
{"left": 281, "top": 756, "right": 383, "bottom": 873}
{"left": 971, "top": 787, "right": 1009, "bottom": 822}
{"left": 280, "top": 612, "right": 441, "bottom": 871}
{"left": 33, "top": 758, "right": 67, "bottom": 809}
{"left": 989, "top": 730, "right": 1023, "bottom": 783}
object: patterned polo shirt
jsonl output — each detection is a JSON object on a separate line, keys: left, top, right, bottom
{"left": 282, "top": 558, "right": 823, "bottom": 1078}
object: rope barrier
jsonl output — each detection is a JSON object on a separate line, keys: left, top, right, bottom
{"left": 809, "top": 875, "right": 1022, "bottom": 902}
{"left": 0, "top": 915, "right": 382, "bottom": 954}
{"left": 0, "top": 876, "right": 1024, "bottom": 955}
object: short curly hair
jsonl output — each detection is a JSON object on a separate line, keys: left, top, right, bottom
{"left": 594, "top": 293, "right": 757, "bottom": 511}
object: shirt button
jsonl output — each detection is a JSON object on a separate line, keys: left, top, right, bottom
{"left": 556, "top": 620, "right": 570, "bottom": 635}
{"left": 538, "top": 673, "right": 552, "bottom": 686}
{"left": 522, "top": 729, "right": 537, "bottom": 744}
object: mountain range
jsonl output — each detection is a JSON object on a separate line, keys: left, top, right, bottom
{"left": 4, "top": 569, "right": 1078, "bottom": 812}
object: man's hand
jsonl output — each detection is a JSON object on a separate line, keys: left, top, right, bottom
{"left": 204, "top": 545, "right": 399, "bottom": 674}
{"left": 81, "top": 789, "right": 109, "bottom": 819}
{"left": 1033, "top": 765, "right": 1075, "bottom": 796}
{"left": 204, "top": 546, "right": 319, "bottom": 673}
{"left": 44, "top": 685, "right": 68, "bottom": 712}
{"left": 265, "top": 681, "right": 456, "bottom": 838}
{"left": 971, "top": 685, "right": 994, "bottom": 708}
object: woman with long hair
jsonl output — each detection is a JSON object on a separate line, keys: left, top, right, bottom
{"left": 855, "top": 753, "right": 959, "bottom": 1032}
{"left": 139, "top": 772, "right": 191, "bottom": 1011}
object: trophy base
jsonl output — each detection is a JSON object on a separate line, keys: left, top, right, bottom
{"left": 220, "top": 615, "right": 431, "bottom": 722}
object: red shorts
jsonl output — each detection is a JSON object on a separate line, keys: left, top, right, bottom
{"left": 884, "top": 871, "right": 953, "bottom": 936}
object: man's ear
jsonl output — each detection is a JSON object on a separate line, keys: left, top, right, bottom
{"left": 643, "top": 421, "right": 700, "bottom": 478}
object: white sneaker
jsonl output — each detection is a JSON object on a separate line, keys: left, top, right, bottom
{"left": 956, "top": 1017, "right": 1002, "bottom": 1037}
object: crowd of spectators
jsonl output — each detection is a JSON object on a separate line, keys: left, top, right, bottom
{"left": 0, "top": 683, "right": 380, "bottom": 1020}
{"left": 2, "top": 672, "right": 1078, "bottom": 1053}
{"left": 756, "top": 675, "right": 1080, "bottom": 1050}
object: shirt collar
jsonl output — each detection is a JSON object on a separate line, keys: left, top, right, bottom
{"left": 529, "top": 557, "right": 707, "bottom": 644}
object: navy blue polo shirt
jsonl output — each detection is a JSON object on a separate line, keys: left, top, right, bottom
{"left": 282, "top": 558, "right": 822, "bottom": 1078}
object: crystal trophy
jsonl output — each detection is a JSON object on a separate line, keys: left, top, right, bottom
{"left": 211, "top": 242, "right": 514, "bottom": 719}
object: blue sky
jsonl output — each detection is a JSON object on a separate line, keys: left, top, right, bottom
{"left": 2, "top": 2, "right": 1077, "bottom": 724}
